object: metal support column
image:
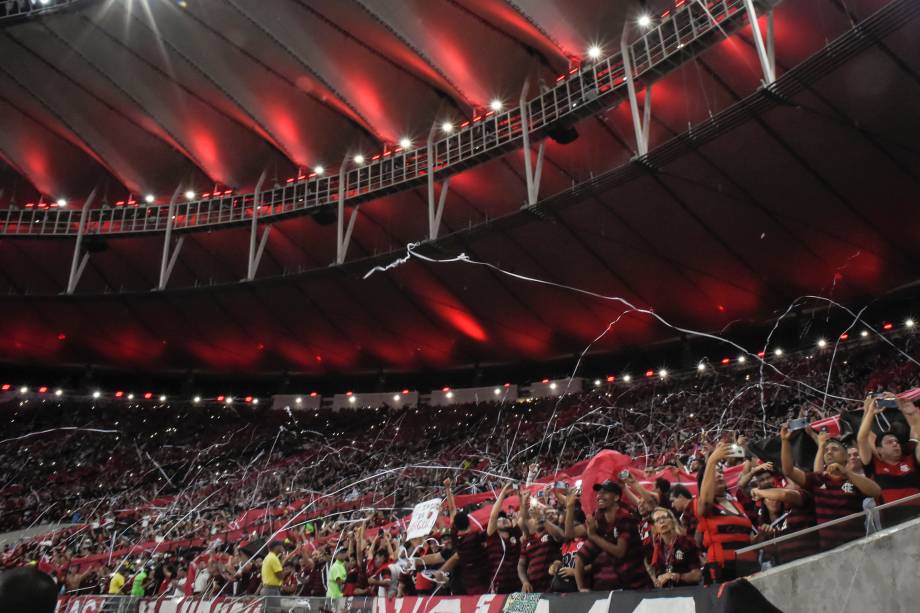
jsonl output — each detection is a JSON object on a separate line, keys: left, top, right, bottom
{"left": 336, "top": 159, "right": 359, "bottom": 265}
{"left": 743, "top": 0, "right": 776, "bottom": 85}
{"left": 247, "top": 171, "right": 269, "bottom": 281}
{"left": 621, "top": 29, "right": 653, "bottom": 157}
{"left": 427, "top": 127, "right": 450, "bottom": 240}
{"left": 158, "top": 186, "right": 183, "bottom": 290}
{"left": 519, "top": 79, "right": 545, "bottom": 206}
{"left": 65, "top": 188, "right": 96, "bottom": 294}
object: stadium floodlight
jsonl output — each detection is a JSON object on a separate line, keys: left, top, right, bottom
{"left": 860, "top": 330, "right": 869, "bottom": 337}
{"left": 659, "top": 369, "right": 668, "bottom": 379}
{"left": 399, "top": 137, "right": 412, "bottom": 149}
{"left": 353, "top": 154, "right": 365, "bottom": 165}
{"left": 127, "top": 393, "right": 134, "bottom": 400}
{"left": 907, "top": 319, "right": 916, "bottom": 328}
{"left": 489, "top": 99, "right": 503, "bottom": 111}
{"left": 294, "top": 397, "right": 302, "bottom": 404}
{"left": 697, "top": 362, "right": 706, "bottom": 371}
{"left": 92, "top": 390, "right": 101, "bottom": 399}
{"left": 55, "top": 389, "right": 63, "bottom": 397}
{"left": 159, "top": 395, "right": 167, "bottom": 402}
{"left": 446, "top": 391, "right": 454, "bottom": 399}
{"left": 494, "top": 387, "right": 502, "bottom": 395}
{"left": 314, "top": 165, "right": 324, "bottom": 175}
{"left": 193, "top": 396, "right": 201, "bottom": 403}
{"left": 252, "top": 398, "right": 259, "bottom": 405}
{"left": 393, "top": 394, "right": 401, "bottom": 402}
{"left": 348, "top": 395, "right": 356, "bottom": 403}
{"left": 774, "top": 348, "right": 784, "bottom": 356}
{"left": 549, "top": 382, "right": 558, "bottom": 390}
{"left": 738, "top": 355, "right": 747, "bottom": 363}
{"left": 441, "top": 121, "right": 454, "bottom": 134}
{"left": 184, "top": 190, "right": 195, "bottom": 200}
{"left": 144, "top": 194, "right": 155, "bottom": 204}
{"left": 587, "top": 45, "right": 602, "bottom": 60}
{"left": 623, "top": 374, "right": 632, "bottom": 382}
{"left": 19, "top": 386, "right": 28, "bottom": 394}
{"left": 593, "top": 379, "right": 601, "bottom": 387}
{"left": 638, "top": 14, "right": 653, "bottom": 28}
{"left": 225, "top": 396, "right": 233, "bottom": 404}
{"left": 817, "top": 338, "right": 827, "bottom": 348}
{"left": 56, "top": 198, "right": 67, "bottom": 207}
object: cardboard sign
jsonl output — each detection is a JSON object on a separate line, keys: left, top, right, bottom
{"left": 406, "top": 498, "right": 443, "bottom": 540}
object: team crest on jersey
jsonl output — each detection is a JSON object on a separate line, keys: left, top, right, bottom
{"left": 675, "top": 549, "right": 685, "bottom": 561}
{"left": 540, "top": 534, "right": 551, "bottom": 543}
{"left": 510, "top": 537, "right": 517, "bottom": 545}
{"left": 900, "top": 464, "right": 910, "bottom": 473}
{"left": 841, "top": 482, "right": 855, "bottom": 494}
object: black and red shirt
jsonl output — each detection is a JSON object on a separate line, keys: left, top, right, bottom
{"left": 486, "top": 528, "right": 521, "bottom": 593}
{"left": 649, "top": 535, "right": 701, "bottom": 582}
{"left": 577, "top": 508, "right": 651, "bottom": 591}
{"left": 802, "top": 471, "right": 868, "bottom": 552}
{"left": 519, "top": 531, "right": 560, "bottom": 592}
{"left": 865, "top": 443, "right": 920, "bottom": 505}
{"left": 452, "top": 530, "right": 490, "bottom": 595}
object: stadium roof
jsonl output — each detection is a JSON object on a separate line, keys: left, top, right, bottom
{"left": 0, "top": 0, "right": 918, "bottom": 376}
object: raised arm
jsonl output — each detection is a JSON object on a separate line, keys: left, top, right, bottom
{"left": 698, "top": 443, "right": 730, "bottom": 516}
{"left": 780, "top": 426, "right": 807, "bottom": 488}
{"left": 487, "top": 483, "right": 513, "bottom": 536}
{"left": 518, "top": 487, "right": 531, "bottom": 538}
{"left": 443, "top": 478, "right": 457, "bottom": 521}
{"left": 896, "top": 396, "right": 920, "bottom": 463}
{"left": 857, "top": 396, "right": 878, "bottom": 466}
{"left": 563, "top": 489, "right": 578, "bottom": 541}
{"left": 813, "top": 430, "right": 829, "bottom": 473}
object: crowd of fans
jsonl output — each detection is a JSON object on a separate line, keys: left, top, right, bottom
{"left": 1, "top": 335, "right": 919, "bottom": 602}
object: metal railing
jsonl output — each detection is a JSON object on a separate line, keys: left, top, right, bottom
{"left": 0, "top": 0, "right": 780, "bottom": 239}
{"left": 736, "top": 490, "right": 920, "bottom": 558}
{"left": 0, "top": 0, "right": 82, "bottom": 21}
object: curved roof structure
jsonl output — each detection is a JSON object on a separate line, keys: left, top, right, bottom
{"left": 0, "top": 0, "right": 918, "bottom": 377}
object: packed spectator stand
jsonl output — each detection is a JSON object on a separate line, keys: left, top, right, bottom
{"left": 2, "top": 334, "right": 919, "bottom": 604}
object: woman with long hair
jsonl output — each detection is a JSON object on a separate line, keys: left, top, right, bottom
{"left": 647, "top": 507, "right": 702, "bottom": 588}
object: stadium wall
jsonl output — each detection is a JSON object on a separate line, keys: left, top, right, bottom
{"left": 748, "top": 516, "right": 920, "bottom": 613}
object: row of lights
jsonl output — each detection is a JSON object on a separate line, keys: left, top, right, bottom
{"left": 3, "top": 320, "right": 913, "bottom": 407}
{"left": 588, "top": 318, "right": 917, "bottom": 385}
{"left": 39, "top": 12, "right": 663, "bottom": 209}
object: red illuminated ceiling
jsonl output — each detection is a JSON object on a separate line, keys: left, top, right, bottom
{"left": 0, "top": 0, "right": 918, "bottom": 376}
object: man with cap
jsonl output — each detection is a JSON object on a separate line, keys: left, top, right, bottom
{"left": 574, "top": 479, "right": 650, "bottom": 592}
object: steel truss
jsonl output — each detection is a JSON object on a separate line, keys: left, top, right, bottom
{"left": 0, "top": 0, "right": 780, "bottom": 245}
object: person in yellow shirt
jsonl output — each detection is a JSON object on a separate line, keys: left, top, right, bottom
{"left": 108, "top": 568, "right": 126, "bottom": 595}
{"left": 261, "top": 542, "right": 289, "bottom": 613}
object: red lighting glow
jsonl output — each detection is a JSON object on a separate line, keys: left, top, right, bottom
{"left": 757, "top": 351, "right": 766, "bottom": 358}
{"left": 245, "top": 396, "right": 253, "bottom": 403}
{"left": 309, "top": 392, "right": 318, "bottom": 398}
{"left": 1, "top": 384, "right": 10, "bottom": 391}
{"left": 606, "top": 375, "right": 615, "bottom": 382}
{"left": 144, "top": 392, "right": 153, "bottom": 400}
{"left": 38, "top": 386, "right": 48, "bottom": 393}
{"left": 840, "top": 333, "right": 849, "bottom": 340}
{"left": 346, "top": 391, "right": 353, "bottom": 396}
{"left": 114, "top": 391, "right": 124, "bottom": 398}
{"left": 442, "top": 386, "right": 450, "bottom": 392}
{"left": 721, "top": 357, "right": 731, "bottom": 365}
{"left": 402, "top": 389, "right": 410, "bottom": 395}
{"left": 57, "top": 333, "right": 66, "bottom": 341}
{"left": 645, "top": 370, "right": 655, "bottom": 377}
{"left": 883, "top": 322, "right": 893, "bottom": 330}
{"left": 541, "top": 378, "right": 550, "bottom": 384}
{"left": 217, "top": 395, "right": 225, "bottom": 402}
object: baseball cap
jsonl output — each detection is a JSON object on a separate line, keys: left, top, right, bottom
{"left": 592, "top": 480, "right": 622, "bottom": 494}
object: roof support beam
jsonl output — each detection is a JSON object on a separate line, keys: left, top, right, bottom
{"left": 65, "top": 188, "right": 96, "bottom": 294}
{"left": 247, "top": 170, "right": 269, "bottom": 281}
{"left": 621, "top": 28, "right": 653, "bottom": 157}
{"left": 427, "top": 126, "right": 450, "bottom": 240}
{"left": 519, "top": 79, "right": 545, "bottom": 205}
{"left": 743, "top": 0, "right": 777, "bottom": 85}
{"left": 336, "top": 161, "right": 359, "bottom": 265}
{"left": 158, "top": 185, "right": 183, "bottom": 290}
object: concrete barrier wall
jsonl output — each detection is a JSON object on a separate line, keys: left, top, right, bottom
{"left": 749, "top": 516, "right": 920, "bottom": 613}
